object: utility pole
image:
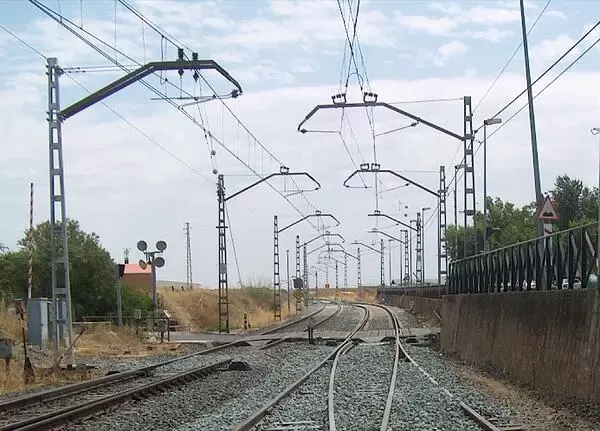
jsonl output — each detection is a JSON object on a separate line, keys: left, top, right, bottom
{"left": 483, "top": 118, "right": 502, "bottom": 252}
{"left": 27, "top": 182, "right": 34, "bottom": 301}
{"left": 520, "top": 0, "right": 544, "bottom": 238}
{"left": 286, "top": 249, "right": 291, "bottom": 314}
{"left": 388, "top": 239, "right": 393, "bottom": 285}
{"left": 44, "top": 50, "right": 242, "bottom": 361}
{"left": 410, "top": 219, "right": 417, "bottom": 285}
{"left": 454, "top": 164, "right": 464, "bottom": 259}
{"left": 184, "top": 222, "right": 192, "bottom": 289}
{"left": 123, "top": 248, "right": 130, "bottom": 264}
{"left": 422, "top": 207, "right": 432, "bottom": 284}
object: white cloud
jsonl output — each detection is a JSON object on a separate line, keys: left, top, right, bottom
{"left": 545, "top": 10, "right": 568, "bottom": 20}
{"left": 429, "top": 2, "right": 526, "bottom": 26}
{"left": 5, "top": 65, "right": 599, "bottom": 284}
{"left": 531, "top": 35, "right": 581, "bottom": 71}
{"left": 465, "top": 28, "right": 514, "bottom": 43}
{"left": 432, "top": 41, "right": 469, "bottom": 66}
{"left": 2, "top": 0, "right": 600, "bottom": 287}
{"left": 395, "top": 13, "right": 457, "bottom": 35}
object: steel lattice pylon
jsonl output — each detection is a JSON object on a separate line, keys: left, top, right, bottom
{"left": 217, "top": 175, "right": 229, "bottom": 333}
{"left": 303, "top": 244, "right": 308, "bottom": 306}
{"left": 357, "top": 247, "right": 361, "bottom": 287}
{"left": 184, "top": 222, "right": 192, "bottom": 289}
{"left": 415, "top": 212, "right": 423, "bottom": 284}
{"left": 403, "top": 230, "right": 409, "bottom": 286}
{"left": 380, "top": 239, "right": 385, "bottom": 287}
{"left": 438, "top": 166, "right": 448, "bottom": 284}
{"left": 463, "top": 96, "right": 477, "bottom": 257}
{"left": 344, "top": 253, "right": 348, "bottom": 288}
{"left": 295, "top": 235, "right": 301, "bottom": 280}
{"left": 47, "top": 58, "right": 74, "bottom": 367}
{"left": 273, "top": 216, "right": 281, "bottom": 321}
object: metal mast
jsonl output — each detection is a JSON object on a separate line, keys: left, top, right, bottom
{"left": 343, "top": 253, "right": 348, "bottom": 288}
{"left": 27, "top": 182, "right": 34, "bottom": 301}
{"left": 438, "top": 166, "right": 448, "bottom": 284}
{"left": 380, "top": 239, "right": 385, "bottom": 287}
{"left": 273, "top": 216, "right": 281, "bottom": 321}
{"left": 519, "top": 0, "right": 544, "bottom": 238}
{"left": 295, "top": 235, "right": 301, "bottom": 280}
{"left": 47, "top": 58, "right": 74, "bottom": 367}
{"left": 184, "top": 222, "right": 192, "bottom": 289}
{"left": 357, "top": 247, "right": 362, "bottom": 287}
{"left": 402, "top": 230, "right": 409, "bottom": 286}
{"left": 217, "top": 175, "right": 229, "bottom": 333}
{"left": 303, "top": 244, "right": 308, "bottom": 306}
{"left": 463, "top": 96, "right": 477, "bottom": 257}
{"left": 415, "top": 213, "right": 423, "bottom": 284}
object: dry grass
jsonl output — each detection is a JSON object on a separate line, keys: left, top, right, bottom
{"left": 0, "top": 308, "right": 181, "bottom": 395}
{"left": 315, "top": 287, "right": 379, "bottom": 304}
{"left": 74, "top": 323, "right": 180, "bottom": 358}
{"left": 159, "top": 287, "right": 295, "bottom": 332}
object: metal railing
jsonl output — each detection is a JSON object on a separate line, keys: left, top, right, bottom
{"left": 448, "top": 222, "right": 598, "bottom": 294}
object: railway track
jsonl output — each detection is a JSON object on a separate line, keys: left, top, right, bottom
{"left": 0, "top": 302, "right": 332, "bottom": 430}
{"left": 232, "top": 304, "right": 371, "bottom": 430}
{"left": 0, "top": 358, "right": 231, "bottom": 431}
{"left": 236, "top": 302, "right": 512, "bottom": 431}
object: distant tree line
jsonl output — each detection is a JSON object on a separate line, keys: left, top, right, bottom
{"left": 0, "top": 219, "right": 152, "bottom": 318}
{"left": 447, "top": 174, "right": 598, "bottom": 260}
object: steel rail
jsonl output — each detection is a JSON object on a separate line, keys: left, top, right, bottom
{"left": 0, "top": 304, "right": 325, "bottom": 414}
{"left": 259, "top": 302, "right": 326, "bottom": 335}
{"left": 0, "top": 358, "right": 231, "bottom": 431}
{"left": 326, "top": 341, "right": 355, "bottom": 431}
{"left": 258, "top": 302, "right": 343, "bottom": 350}
{"left": 370, "top": 303, "right": 501, "bottom": 431}
{"left": 232, "top": 304, "right": 371, "bottom": 431}
{"left": 326, "top": 303, "right": 400, "bottom": 431}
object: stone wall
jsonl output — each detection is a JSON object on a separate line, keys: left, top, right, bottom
{"left": 441, "top": 289, "right": 600, "bottom": 402}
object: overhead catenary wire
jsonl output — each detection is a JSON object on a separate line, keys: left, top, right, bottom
{"left": 29, "top": 0, "right": 322, "bottom": 228}
{"left": 475, "top": 19, "right": 600, "bottom": 134}
{"left": 473, "top": 0, "right": 552, "bottom": 114}
{"left": 443, "top": 24, "right": 600, "bottom": 205}
{"left": 0, "top": 22, "right": 268, "bottom": 222}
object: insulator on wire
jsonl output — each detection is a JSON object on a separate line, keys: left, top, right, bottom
{"left": 192, "top": 52, "right": 198, "bottom": 61}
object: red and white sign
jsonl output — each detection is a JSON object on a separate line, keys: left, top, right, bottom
{"left": 535, "top": 196, "right": 560, "bottom": 222}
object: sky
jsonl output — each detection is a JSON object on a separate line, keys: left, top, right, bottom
{"left": 0, "top": 0, "right": 599, "bottom": 288}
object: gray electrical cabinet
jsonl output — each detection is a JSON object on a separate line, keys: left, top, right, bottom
{"left": 28, "top": 298, "right": 50, "bottom": 347}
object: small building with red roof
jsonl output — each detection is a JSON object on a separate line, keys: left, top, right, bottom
{"left": 122, "top": 262, "right": 152, "bottom": 294}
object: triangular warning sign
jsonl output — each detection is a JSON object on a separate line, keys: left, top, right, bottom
{"left": 536, "top": 196, "right": 560, "bottom": 221}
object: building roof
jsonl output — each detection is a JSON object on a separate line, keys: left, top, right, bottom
{"left": 123, "top": 263, "right": 152, "bottom": 275}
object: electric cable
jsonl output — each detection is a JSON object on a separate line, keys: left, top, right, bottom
{"left": 473, "top": 0, "right": 552, "bottom": 114}
{"left": 448, "top": 30, "right": 600, "bottom": 200}
{"left": 30, "top": 0, "right": 321, "bottom": 229}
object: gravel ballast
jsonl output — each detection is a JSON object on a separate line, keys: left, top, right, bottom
{"left": 252, "top": 364, "right": 331, "bottom": 430}
{"left": 62, "top": 343, "right": 334, "bottom": 431}
{"left": 313, "top": 303, "right": 365, "bottom": 332}
{"left": 362, "top": 304, "right": 393, "bottom": 331}
{"left": 332, "top": 343, "right": 394, "bottom": 430}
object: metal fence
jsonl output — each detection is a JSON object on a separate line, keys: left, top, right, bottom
{"left": 448, "top": 222, "right": 599, "bottom": 294}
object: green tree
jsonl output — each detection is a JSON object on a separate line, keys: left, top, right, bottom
{"left": 446, "top": 197, "right": 536, "bottom": 260}
{"left": 0, "top": 250, "right": 28, "bottom": 304}
{"left": 120, "top": 284, "right": 153, "bottom": 316}
{"left": 0, "top": 218, "right": 151, "bottom": 319}
{"left": 550, "top": 174, "right": 599, "bottom": 230}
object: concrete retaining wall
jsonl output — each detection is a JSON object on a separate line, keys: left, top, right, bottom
{"left": 442, "top": 289, "right": 600, "bottom": 402}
